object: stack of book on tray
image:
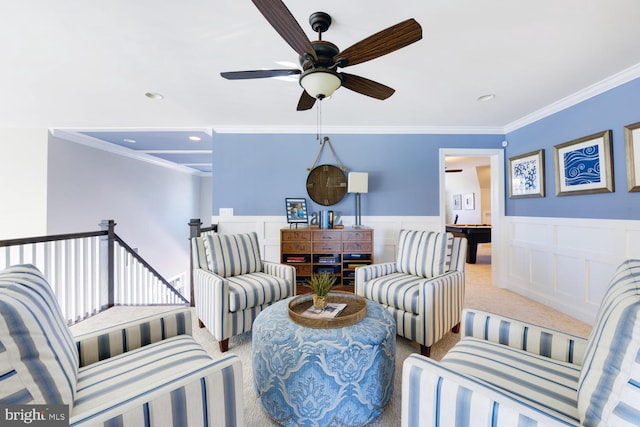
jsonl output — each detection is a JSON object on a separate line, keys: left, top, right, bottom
{"left": 286, "top": 256, "right": 306, "bottom": 263}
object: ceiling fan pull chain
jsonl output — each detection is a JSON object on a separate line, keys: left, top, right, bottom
{"left": 316, "top": 100, "right": 321, "bottom": 140}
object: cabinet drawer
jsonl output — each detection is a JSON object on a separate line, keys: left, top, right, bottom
{"left": 282, "top": 242, "right": 311, "bottom": 252}
{"left": 293, "top": 264, "right": 312, "bottom": 276}
{"left": 343, "top": 242, "right": 372, "bottom": 252}
{"left": 313, "top": 241, "right": 342, "bottom": 252}
{"left": 281, "top": 230, "right": 311, "bottom": 241}
{"left": 343, "top": 230, "right": 373, "bottom": 241}
{"left": 312, "top": 230, "right": 342, "bottom": 241}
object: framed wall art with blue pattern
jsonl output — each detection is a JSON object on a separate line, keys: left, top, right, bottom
{"left": 509, "top": 149, "right": 545, "bottom": 198}
{"left": 554, "top": 130, "right": 614, "bottom": 196}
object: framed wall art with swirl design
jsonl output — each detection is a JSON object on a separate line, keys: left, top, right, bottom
{"left": 554, "top": 130, "right": 613, "bottom": 196}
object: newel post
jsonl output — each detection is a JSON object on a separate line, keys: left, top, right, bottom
{"left": 188, "top": 218, "right": 202, "bottom": 307}
{"left": 100, "top": 219, "right": 116, "bottom": 308}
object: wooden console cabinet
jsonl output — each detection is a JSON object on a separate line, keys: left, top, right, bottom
{"left": 280, "top": 227, "right": 374, "bottom": 294}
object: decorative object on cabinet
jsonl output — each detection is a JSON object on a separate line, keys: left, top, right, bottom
{"left": 554, "top": 130, "right": 614, "bottom": 196}
{"left": 509, "top": 149, "right": 546, "bottom": 198}
{"left": 625, "top": 121, "right": 640, "bottom": 192}
{"left": 285, "top": 197, "right": 308, "bottom": 225}
{"left": 348, "top": 172, "right": 369, "bottom": 227}
{"left": 281, "top": 227, "right": 373, "bottom": 294}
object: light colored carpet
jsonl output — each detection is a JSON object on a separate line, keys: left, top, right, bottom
{"left": 70, "top": 244, "right": 592, "bottom": 426}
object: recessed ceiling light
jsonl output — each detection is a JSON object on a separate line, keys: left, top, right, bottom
{"left": 123, "top": 138, "right": 137, "bottom": 143}
{"left": 189, "top": 136, "right": 201, "bottom": 142}
{"left": 477, "top": 94, "right": 496, "bottom": 102}
{"left": 145, "top": 92, "right": 164, "bottom": 100}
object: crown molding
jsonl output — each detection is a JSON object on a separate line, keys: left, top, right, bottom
{"left": 51, "top": 129, "right": 207, "bottom": 176}
{"left": 504, "top": 62, "right": 640, "bottom": 133}
{"left": 211, "top": 124, "right": 504, "bottom": 135}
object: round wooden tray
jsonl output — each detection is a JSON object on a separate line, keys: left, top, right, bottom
{"left": 288, "top": 291, "right": 367, "bottom": 328}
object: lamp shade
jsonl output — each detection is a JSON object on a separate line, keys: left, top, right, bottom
{"left": 348, "top": 172, "right": 368, "bottom": 193}
{"left": 300, "top": 69, "right": 342, "bottom": 99}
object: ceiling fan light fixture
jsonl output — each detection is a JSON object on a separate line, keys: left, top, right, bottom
{"left": 300, "top": 69, "right": 341, "bottom": 99}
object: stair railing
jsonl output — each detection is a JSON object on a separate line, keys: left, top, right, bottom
{"left": 0, "top": 219, "right": 188, "bottom": 324}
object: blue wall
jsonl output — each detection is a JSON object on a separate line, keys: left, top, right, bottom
{"left": 505, "top": 78, "right": 640, "bottom": 220}
{"left": 212, "top": 77, "right": 640, "bottom": 220}
{"left": 212, "top": 133, "right": 503, "bottom": 217}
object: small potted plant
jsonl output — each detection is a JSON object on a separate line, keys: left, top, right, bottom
{"left": 307, "top": 273, "right": 337, "bottom": 309}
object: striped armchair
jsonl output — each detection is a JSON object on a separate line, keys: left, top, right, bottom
{"left": 192, "top": 232, "right": 295, "bottom": 352}
{"left": 0, "top": 264, "right": 244, "bottom": 427}
{"left": 355, "top": 230, "right": 467, "bottom": 357}
{"left": 402, "top": 258, "right": 640, "bottom": 427}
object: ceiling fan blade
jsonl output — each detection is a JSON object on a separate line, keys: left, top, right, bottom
{"left": 252, "top": 0, "right": 317, "bottom": 61}
{"left": 335, "top": 19, "right": 422, "bottom": 67}
{"left": 340, "top": 73, "right": 395, "bottom": 100}
{"left": 296, "top": 90, "right": 316, "bottom": 111}
{"left": 220, "top": 69, "right": 301, "bottom": 80}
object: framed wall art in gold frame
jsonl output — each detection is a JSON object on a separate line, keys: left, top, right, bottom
{"left": 553, "top": 130, "right": 614, "bottom": 196}
{"left": 625, "top": 121, "right": 640, "bottom": 192}
{"left": 508, "top": 149, "right": 545, "bottom": 198}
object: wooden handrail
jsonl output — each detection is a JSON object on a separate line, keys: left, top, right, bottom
{"left": 114, "top": 234, "right": 188, "bottom": 304}
{"left": 0, "top": 220, "right": 189, "bottom": 322}
{"left": 0, "top": 230, "right": 106, "bottom": 247}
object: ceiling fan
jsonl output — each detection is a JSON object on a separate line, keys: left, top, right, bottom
{"left": 220, "top": 0, "right": 422, "bottom": 111}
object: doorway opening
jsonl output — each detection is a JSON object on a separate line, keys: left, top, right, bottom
{"left": 439, "top": 148, "right": 505, "bottom": 287}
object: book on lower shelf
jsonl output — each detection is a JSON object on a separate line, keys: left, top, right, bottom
{"left": 303, "top": 302, "right": 347, "bottom": 318}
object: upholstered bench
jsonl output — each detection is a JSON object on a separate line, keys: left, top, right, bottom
{"left": 252, "top": 297, "right": 396, "bottom": 426}
{"left": 402, "top": 259, "right": 640, "bottom": 426}
{"left": 0, "top": 264, "right": 244, "bottom": 427}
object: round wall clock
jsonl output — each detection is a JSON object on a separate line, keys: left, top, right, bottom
{"left": 306, "top": 164, "right": 348, "bottom": 206}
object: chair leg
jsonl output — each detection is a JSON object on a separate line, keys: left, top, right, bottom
{"left": 452, "top": 322, "right": 461, "bottom": 333}
{"left": 420, "top": 345, "right": 431, "bottom": 357}
{"left": 198, "top": 318, "right": 205, "bottom": 328}
{"left": 218, "top": 339, "right": 229, "bottom": 353}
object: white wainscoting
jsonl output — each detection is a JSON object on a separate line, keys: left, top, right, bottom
{"left": 504, "top": 216, "right": 640, "bottom": 325}
{"left": 210, "top": 215, "right": 442, "bottom": 265}
{"left": 210, "top": 214, "right": 640, "bottom": 326}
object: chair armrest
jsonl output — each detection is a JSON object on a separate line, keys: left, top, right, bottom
{"left": 354, "top": 262, "right": 397, "bottom": 295}
{"left": 74, "top": 308, "right": 192, "bottom": 367}
{"left": 402, "top": 354, "right": 575, "bottom": 427}
{"left": 461, "top": 308, "right": 588, "bottom": 365}
{"left": 70, "top": 353, "right": 244, "bottom": 427}
{"left": 192, "top": 268, "right": 229, "bottom": 340}
{"left": 262, "top": 261, "right": 296, "bottom": 295}
{"left": 419, "top": 270, "right": 465, "bottom": 347}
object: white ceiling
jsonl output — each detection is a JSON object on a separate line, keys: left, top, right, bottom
{"left": 3, "top": 1, "right": 640, "bottom": 171}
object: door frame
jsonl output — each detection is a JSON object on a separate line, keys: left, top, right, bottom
{"left": 439, "top": 148, "right": 506, "bottom": 288}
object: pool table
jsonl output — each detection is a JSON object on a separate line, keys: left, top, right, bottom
{"left": 445, "top": 224, "right": 491, "bottom": 264}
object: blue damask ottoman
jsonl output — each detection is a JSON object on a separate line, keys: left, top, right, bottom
{"left": 252, "top": 297, "right": 396, "bottom": 426}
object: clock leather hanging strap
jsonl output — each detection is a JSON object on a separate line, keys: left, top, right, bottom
{"left": 307, "top": 136, "right": 346, "bottom": 172}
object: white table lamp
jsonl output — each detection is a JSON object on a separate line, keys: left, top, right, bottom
{"left": 348, "top": 172, "right": 368, "bottom": 228}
